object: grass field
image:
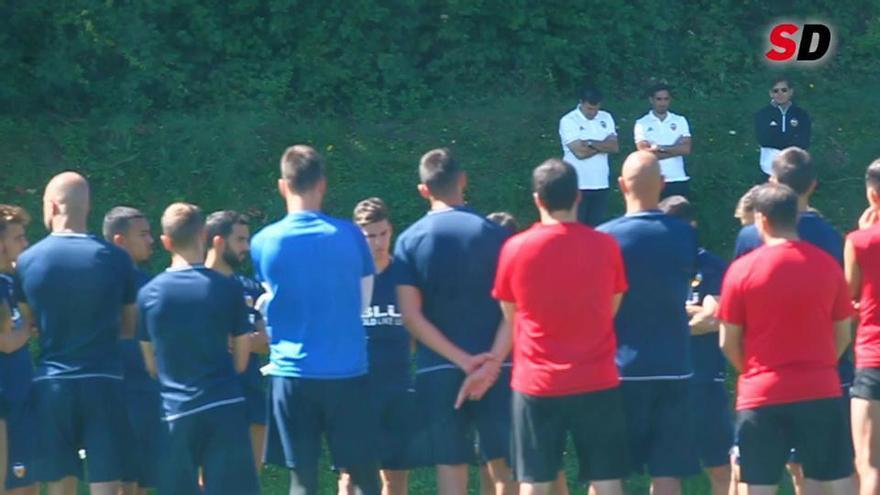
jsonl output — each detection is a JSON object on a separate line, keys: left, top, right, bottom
{"left": 10, "top": 77, "right": 876, "bottom": 494}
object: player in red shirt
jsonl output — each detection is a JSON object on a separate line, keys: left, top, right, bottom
{"left": 845, "top": 158, "right": 880, "bottom": 495}
{"left": 718, "top": 182, "right": 854, "bottom": 495}
{"left": 492, "top": 158, "right": 629, "bottom": 495}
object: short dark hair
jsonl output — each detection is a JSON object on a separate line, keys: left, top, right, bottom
{"left": 419, "top": 148, "right": 462, "bottom": 197}
{"left": 771, "top": 76, "right": 793, "bottom": 89}
{"left": 280, "top": 145, "right": 326, "bottom": 193}
{"left": 353, "top": 197, "right": 390, "bottom": 226}
{"left": 772, "top": 147, "right": 815, "bottom": 195}
{"left": 578, "top": 87, "right": 603, "bottom": 105}
{"left": 102, "top": 206, "right": 146, "bottom": 240}
{"left": 533, "top": 159, "right": 578, "bottom": 212}
{"left": 205, "top": 210, "right": 249, "bottom": 242}
{"left": 648, "top": 82, "right": 671, "bottom": 98}
{"left": 866, "top": 159, "right": 880, "bottom": 192}
{"left": 161, "top": 203, "right": 204, "bottom": 249}
{"left": 752, "top": 183, "right": 799, "bottom": 231}
{"left": 0, "top": 204, "right": 30, "bottom": 237}
{"left": 487, "top": 211, "right": 519, "bottom": 234}
{"left": 658, "top": 195, "right": 695, "bottom": 223}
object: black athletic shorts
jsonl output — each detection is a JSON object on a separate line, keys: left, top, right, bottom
{"left": 736, "top": 397, "right": 853, "bottom": 485}
{"left": 415, "top": 367, "right": 511, "bottom": 466}
{"left": 851, "top": 367, "right": 880, "bottom": 401}
{"left": 511, "top": 386, "right": 630, "bottom": 483}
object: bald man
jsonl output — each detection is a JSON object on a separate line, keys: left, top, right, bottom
{"left": 14, "top": 172, "right": 137, "bottom": 495}
{"left": 597, "top": 152, "right": 700, "bottom": 495}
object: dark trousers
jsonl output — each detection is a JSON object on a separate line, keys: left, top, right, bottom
{"left": 661, "top": 181, "right": 691, "bottom": 200}
{"left": 577, "top": 188, "right": 610, "bottom": 227}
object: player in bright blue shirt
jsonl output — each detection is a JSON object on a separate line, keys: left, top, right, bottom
{"left": 0, "top": 204, "right": 37, "bottom": 495}
{"left": 251, "top": 145, "right": 380, "bottom": 494}
{"left": 597, "top": 152, "right": 700, "bottom": 492}
{"left": 659, "top": 196, "right": 733, "bottom": 495}
{"left": 138, "top": 203, "right": 258, "bottom": 495}
{"left": 393, "top": 148, "right": 513, "bottom": 494}
{"left": 102, "top": 206, "right": 159, "bottom": 495}
{"left": 14, "top": 172, "right": 136, "bottom": 494}
{"left": 205, "top": 210, "right": 270, "bottom": 475}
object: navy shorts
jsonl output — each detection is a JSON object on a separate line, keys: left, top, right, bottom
{"left": 851, "top": 367, "right": 880, "bottom": 401}
{"left": 512, "top": 386, "right": 630, "bottom": 483}
{"left": 369, "top": 379, "right": 424, "bottom": 471}
{"left": 243, "top": 385, "right": 267, "bottom": 426}
{"left": 265, "top": 375, "right": 378, "bottom": 470}
{"left": 121, "top": 386, "right": 163, "bottom": 488}
{"left": 789, "top": 387, "right": 853, "bottom": 465}
{"left": 620, "top": 379, "right": 701, "bottom": 478}
{"left": 32, "top": 377, "right": 130, "bottom": 482}
{"left": 415, "top": 367, "right": 511, "bottom": 466}
{"left": 690, "top": 381, "right": 734, "bottom": 468}
{"left": 160, "top": 401, "right": 259, "bottom": 495}
{"left": 736, "top": 397, "right": 853, "bottom": 485}
{"left": 4, "top": 392, "right": 37, "bottom": 489}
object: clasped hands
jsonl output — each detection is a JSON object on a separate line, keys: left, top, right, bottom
{"left": 453, "top": 352, "right": 503, "bottom": 409}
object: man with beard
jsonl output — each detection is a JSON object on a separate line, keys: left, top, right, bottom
{"left": 205, "top": 210, "right": 270, "bottom": 474}
{"left": 102, "top": 206, "right": 159, "bottom": 495}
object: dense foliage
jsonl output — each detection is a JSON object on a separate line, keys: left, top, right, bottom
{"left": 2, "top": 0, "right": 880, "bottom": 115}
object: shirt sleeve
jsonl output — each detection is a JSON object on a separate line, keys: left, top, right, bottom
{"left": 733, "top": 226, "right": 761, "bottom": 259}
{"left": 250, "top": 232, "right": 264, "bottom": 283}
{"left": 228, "top": 282, "right": 250, "bottom": 337}
{"left": 606, "top": 113, "right": 617, "bottom": 137}
{"left": 832, "top": 269, "right": 856, "bottom": 321}
{"left": 633, "top": 121, "right": 647, "bottom": 143}
{"left": 491, "top": 241, "right": 516, "bottom": 302}
{"left": 137, "top": 289, "right": 151, "bottom": 342}
{"left": 392, "top": 233, "right": 420, "bottom": 287}
{"left": 717, "top": 265, "right": 746, "bottom": 325}
{"left": 559, "top": 115, "right": 580, "bottom": 146}
{"left": 679, "top": 116, "right": 692, "bottom": 138}
{"left": 120, "top": 253, "right": 137, "bottom": 305}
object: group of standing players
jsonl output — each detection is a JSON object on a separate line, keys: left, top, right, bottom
{"left": 0, "top": 87, "right": 878, "bottom": 495}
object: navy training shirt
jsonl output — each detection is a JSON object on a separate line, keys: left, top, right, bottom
{"left": 363, "top": 261, "right": 411, "bottom": 389}
{"left": 393, "top": 206, "right": 509, "bottom": 372}
{"left": 732, "top": 210, "right": 853, "bottom": 386}
{"left": 690, "top": 248, "right": 728, "bottom": 384}
{"left": 120, "top": 268, "right": 156, "bottom": 392}
{"left": 251, "top": 211, "right": 374, "bottom": 379}
{"left": 598, "top": 211, "right": 698, "bottom": 379}
{"left": 138, "top": 265, "right": 249, "bottom": 421}
{"left": 234, "top": 274, "right": 266, "bottom": 394}
{"left": 14, "top": 233, "right": 136, "bottom": 380}
{"left": 0, "top": 273, "right": 32, "bottom": 405}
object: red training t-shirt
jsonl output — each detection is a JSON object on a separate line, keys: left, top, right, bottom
{"left": 717, "top": 240, "right": 853, "bottom": 410}
{"left": 848, "top": 224, "right": 880, "bottom": 368}
{"left": 492, "top": 222, "right": 627, "bottom": 397}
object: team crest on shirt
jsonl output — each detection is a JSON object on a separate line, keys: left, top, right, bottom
{"left": 670, "top": 122, "right": 677, "bottom": 130}
{"left": 579, "top": 126, "right": 584, "bottom": 130}
{"left": 12, "top": 462, "right": 26, "bottom": 478}
{"left": 600, "top": 121, "right": 607, "bottom": 128}
{"left": 647, "top": 126, "right": 654, "bottom": 132}
{"left": 790, "top": 118, "right": 799, "bottom": 127}
{"left": 244, "top": 294, "right": 254, "bottom": 308}
{"left": 770, "top": 121, "right": 778, "bottom": 126}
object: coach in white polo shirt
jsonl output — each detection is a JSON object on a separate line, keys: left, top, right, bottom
{"left": 559, "top": 87, "right": 619, "bottom": 226}
{"left": 634, "top": 83, "right": 693, "bottom": 199}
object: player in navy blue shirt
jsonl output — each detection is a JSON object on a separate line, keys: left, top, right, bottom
{"left": 0, "top": 204, "right": 37, "bottom": 494}
{"left": 204, "top": 210, "right": 269, "bottom": 475}
{"left": 14, "top": 172, "right": 136, "bottom": 494}
{"left": 597, "top": 151, "right": 700, "bottom": 492}
{"left": 251, "top": 145, "right": 380, "bottom": 494}
{"left": 731, "top": 147, "right": 853, "bottom": 491}
{"left": 393, "top": 148, "right": 514, "bottom": 494}
{"left": 102, "top": 206, "right": 160, "bottom": 495}
{"left": 659, "top": 196, "right": 733, "bottom": 495}
{"left": 336, "top": 197, "right": 418, "bottom": 495}
{"left": 138, "top": 203, "right": 258, "bottom": 495}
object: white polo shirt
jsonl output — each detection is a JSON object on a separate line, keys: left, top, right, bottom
{"left": 559, "top": 107, "right": 617, "bottom": 190}
{"left": 633, "top": 110, "right": 692, "bottom": 183}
